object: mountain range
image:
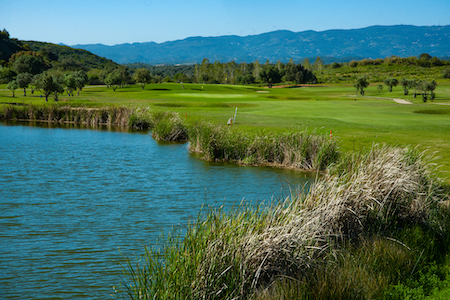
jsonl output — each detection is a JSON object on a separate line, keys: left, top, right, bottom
{"left": 71, "top": 25, "right": 450, "bottom": 65}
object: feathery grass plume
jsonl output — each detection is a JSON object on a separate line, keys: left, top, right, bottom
{"left": 244, "top": 145, "right": 447, "bottom": 289}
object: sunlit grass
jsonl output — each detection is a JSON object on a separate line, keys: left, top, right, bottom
{"left": 118, "top": 145, "right": 450, "bottom": 299}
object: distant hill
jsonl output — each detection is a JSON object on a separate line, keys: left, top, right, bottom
{"left": 72, "top": 25, "right": 450, "bottom": 65}
{"left": 24, "top": 41, "right": 119, "bottom": 70}
{"left": 0, "top": 30, "right": 119, "bottom": 70}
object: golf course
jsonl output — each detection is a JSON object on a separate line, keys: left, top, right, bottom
{"left": 2, "top": 78, "right": 450, "bottom": 299}
{"left": 2, "top": 81, "right": 449, "bottom": 176}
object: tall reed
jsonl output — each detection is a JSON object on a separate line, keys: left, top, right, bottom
{"left": 187, "top": 121, "right": 339, "bottom": 171}
{"left": 118, "top": 145, "right": 450, "bottom": 299}
{"left": 0, "top": 103, "right": 137, "bottom": 126}
{"left": 150, "top": 111, "right": 188, "bottom": 142}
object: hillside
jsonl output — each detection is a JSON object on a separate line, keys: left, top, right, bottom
{"left": 0, "top": 30, "right": 119, "bottom": 70}
{"left": 25, "top": 41, "right": 119, "bottom": 70}
{"left": 72, "top": 25, "right": 450, "bottom": 64}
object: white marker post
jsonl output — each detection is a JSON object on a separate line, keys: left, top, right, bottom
{"left": 234, "top": 107, "right": 238, "bottom": 124}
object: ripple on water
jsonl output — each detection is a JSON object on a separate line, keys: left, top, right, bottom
{"left": 0, "top": 122, "right": 314, "bottom": 299}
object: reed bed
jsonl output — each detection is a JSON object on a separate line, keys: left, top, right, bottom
{"left": 150, "top": 111, "right": 188, "bottom": 142}
{"left": 187, "top": 121, "right": 339, "bottom": 171}
{"left": 0, "top": 103, "right": 138, "bottom": 127}
{"left": 119, "top": 145, "right": 450, "bottom": 299}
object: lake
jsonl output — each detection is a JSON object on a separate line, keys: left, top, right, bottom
{"left": 0, "top": 122, "right": 315, "bottom": 299}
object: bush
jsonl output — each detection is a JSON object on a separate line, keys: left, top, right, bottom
{"left": 443, "top": 69, "right": 450, "bottom": 79}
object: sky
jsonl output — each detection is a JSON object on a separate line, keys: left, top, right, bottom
{"left": 1, "top": 0, "right": 449, "bottom": 46}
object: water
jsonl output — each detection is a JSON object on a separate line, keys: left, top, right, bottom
{"left": 0, "top": 122, "right": 315, "bottom": 299}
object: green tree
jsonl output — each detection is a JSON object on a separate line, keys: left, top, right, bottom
{"left": 285, "top": 61, "right": 305, "bottom": 85}
{"left": 116, "top": 67, "right": 130, "bottom": 88}
{"left": 105, "top": 71, "right": 122, "bottom": 91}
{"left": 259, "top": 64, "right": 281, "bottom": 88}
{"left": 253, "top": 60, "right": 261, "bottom": 81}
{"left": 6, "top": 80, "right": 18, "bottom": 97}
{"left": 302, "top": 58, "right": 312, "bottom": 71}
{"left": 63, "top": 73, "right": 77, "bottom": 96}
{"left": 377, "top": 84, "right": 383, "bottom": 93}
{"left": 133, "top": 68, "right": 152, "bottom": 89}
{"left": 36, "top": 73, "right": 64, "bottom": 102}
{"left": 313, "top": 57, "right": 324, "bottom": 72}
{"left": 12, "top": 54, "right": 46, "bottom": 75}
{"left": 418, "top": 79, "right": 437, "bottom": 101}
{"left": 0, "top": 66, "right": 17, "bottom": 83}
{"left": 401, "top": 78, "right": 410, "bottom": 95}
{"left": 16, "top": 72, "right": 32, "bottom": 96}
{"left": 384, "top": 78, "right": 399, "bottom": 92}
{"left": 443, "top": 69, "right": 450, "bottom": 79}
{"left": 74, "top": 70, "right": 88, "bottom": 95}
{"left": 354, "top": 77, "right": 369, "bottom": 96}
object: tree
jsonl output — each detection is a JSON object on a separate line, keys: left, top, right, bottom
{"left": 443, "top": 69, "right": 450, "bottom": 79}
{"left": 384, "top": 78, "right": 399, "bottom": 92}
{"left": 173, "top": 72, "right": 188, "bottom": 84}
{"left": 0, "top": 66, "right": 17, "bottom": 83}
{"left": 16, "top": 72, "right": 32, "bottom": 96}
{"left": 354, "top": 77, "right": 369, "bottom": 96}
{"left": 30, "top": 74, "right": 41, "bottom": 94}
{"left": 377, "top": 84, "right": 383, "bottom": 93}
{"left": 133, "top": 68, "right": 152, "bottom": 90}
{"left": 259, "top": 64, "right": 281, "bottom": 88}
{"left": 7, "top": 80, "right": 18, "bottom": 97}
{"left": 253, "top": 60, "right": 261, "bottom": 81}
{"left": 236, "top": 74, "right": 255, "bottom": 85}
{"left": 313, "top": 57, "right": 324, "bottom": 72}
{"left": 63, "top": 73, "right": 77, "bottom": 96}
{"left": 302, "top": 58, "right": 312, "bottom": 71}
{"left": 12, "top": 54, "right": 46, "bottom": 75}
{"left": 401, "top": 78, "right": 408, "bottom": 95}
{"left": 285, "top": 62, "right": 305, "bottom": 85}
{"left": 36, "top": 73, "right": 63, "bottom": 102}
{"left": 418, "top": 79, "right": 437, "bottom": 101}
{"left": 105, "top": 71, "right": 122, "bottom": 91}
{"left": 74, "top": 70, "right": 88, "bottom": 95}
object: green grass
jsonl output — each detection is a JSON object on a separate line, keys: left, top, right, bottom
{"left": 2, "top": 81, "right": 450, "bottom": 299}
{"left": 2, "top": 81, "right": 449, "bottom": 177}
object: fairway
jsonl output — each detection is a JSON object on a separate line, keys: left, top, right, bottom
{"left": 1, "top": 82, "right": 449, "bottom": 177}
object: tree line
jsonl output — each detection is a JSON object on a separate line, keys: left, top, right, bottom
{"left": 354, "top": 76, "right": 438, "bottom": 102}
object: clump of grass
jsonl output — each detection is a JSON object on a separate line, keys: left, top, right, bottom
{"left": 118, "top": 145, "right": 449, "bottom": 299}
{"left": 151, "top": 111, "right": 188, "bottom": 141}
{"left": 128, "top": 107, "right": 153, "bottom": 129}
{"left": 187, "top": 122, "right": 339, "bottom": 171}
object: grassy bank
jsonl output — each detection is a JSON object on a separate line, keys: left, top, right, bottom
{"left": 2, "top": 82, "right": 448, "bottom": 175}
{"left": 1, "top": 81, "right": 449, "bottom": 298}
{"left": 0, "top": 103, "right": 338, "bottom": 171}
{"left": 119, "top": 145, "right": 450, "bottom": 299}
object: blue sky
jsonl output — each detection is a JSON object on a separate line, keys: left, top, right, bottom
{"left": 1, "top": 0, "right": 449, "bottom": 46}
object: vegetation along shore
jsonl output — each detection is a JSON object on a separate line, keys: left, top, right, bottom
{"left": 1, "top": 30, "right": 450, "bottom": 298}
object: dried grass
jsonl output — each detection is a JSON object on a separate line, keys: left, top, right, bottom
{"left": 120, "top": 145, "right": 449, "bottom": 299}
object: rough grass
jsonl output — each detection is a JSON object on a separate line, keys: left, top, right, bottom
{"left": 187, "top": 121, "right": 339, "bottom": 171}
{"left": 0, "top": 103, "right": 136, "bottom": 127}
{"left": 118, "top": 145, "right": 450, "bottom": 299}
